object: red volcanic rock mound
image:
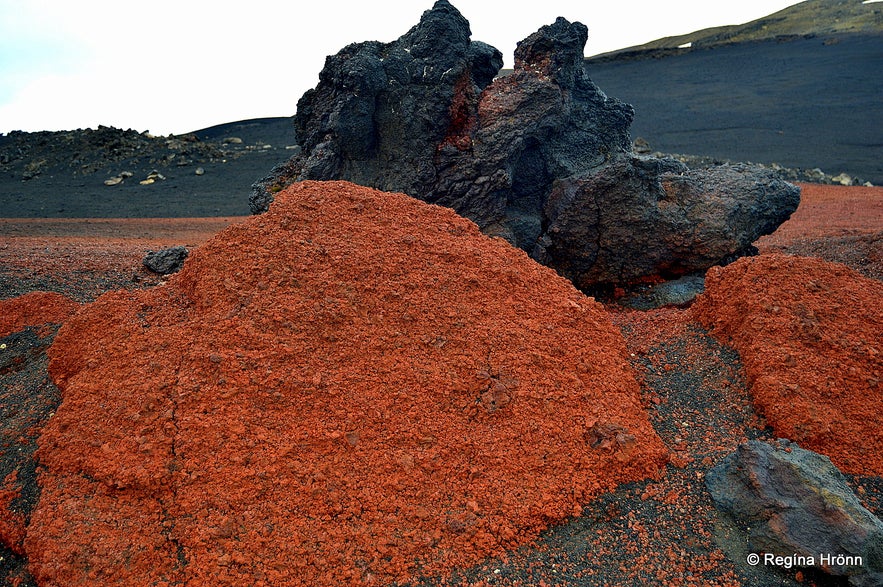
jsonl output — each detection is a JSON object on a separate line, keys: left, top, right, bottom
{"left": 29, "top": 181, "right": 668, "bottom": 586}
{"left": 693, "top": 254, "right": 883, "bottom": 476}
{"left": 0, "top": 291, "right": 80, "bottom": 338}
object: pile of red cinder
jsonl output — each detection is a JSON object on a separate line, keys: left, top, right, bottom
{"left": 23, "top": 181, "right": 668, "bottom": 586}
{"left": 695, "top": 253, "right": 883, "bottom": 477}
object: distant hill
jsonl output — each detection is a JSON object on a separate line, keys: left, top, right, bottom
{"left": 588, "top": 0, "right": 883, "bottom": 61}
{"left": 581, "top": 0, "right": 883, "bottom": 184}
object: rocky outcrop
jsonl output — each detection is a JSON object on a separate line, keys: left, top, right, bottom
{"left": 251, "top": 0, "right": 799, "bottom": 288}
{"left": 707, "top": 440, "right": 883, "bottom": 587}
{"left": 251, "top": 0, "right": 505, "bottom": 214}
{"left": 534, "top": 158, "right": 799, "bottom": 290}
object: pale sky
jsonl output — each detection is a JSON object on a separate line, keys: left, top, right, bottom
{"left": 0, "top": 0, "right": 804, "bottom": 136}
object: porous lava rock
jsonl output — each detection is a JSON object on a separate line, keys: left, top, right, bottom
{"left": 0, "top": 291, "right": 80, "bottom": 338}
{"left": 707, "top": 440, "right": 883, "bottom": 587}
{"left": 251, "top": 0, "right": 503, "bottom": 213}
{"left": 693, "top": 254, "right": 883, "bottom": 476}
{"left": 534, "top": 159, "right": 800, "bottom": 290}
{"left": 251, "top": 0, "right": 800, "bottom": 289}
{"left": 143, "top": 245, "right": 189, "bottom": 275}
{"left": 29, "top": 181, "right": 668, "bottom": 586}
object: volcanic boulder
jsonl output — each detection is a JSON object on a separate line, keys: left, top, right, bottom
{"left": 535, "top": 159, "right": 801, "bottom": 290}
{"left": 250, "top": 0, "right": 503, "bottom": 212}
{"left": 693, "top": 254, "right": 883, "bottom": 476}
{"left": 707, "top": 440, "right": 883, "bottom": 587}
{"left": 251, "top": 0, "right": 799, "bottom": 288}
{"left": 28, "top": 181, "right": 668, "bottom": 586}
{"left": 143, "top": 245, "right": 189, "bottom": 275}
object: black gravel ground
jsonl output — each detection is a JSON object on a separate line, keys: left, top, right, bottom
{"left": 0, "top": 118, "right": 295, "bottom": 218}
{"left": 586, "top": 33, "right": 883, "bottom": 186}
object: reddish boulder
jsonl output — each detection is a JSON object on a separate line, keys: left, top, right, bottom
{"left": 29, "top": 181, "right": 668, "bottom": 586}
{"left": 693, "top": 254, "right": 883, "bottom": 476}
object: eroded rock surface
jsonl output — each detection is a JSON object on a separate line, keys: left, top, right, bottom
{"left": 143, "top": 245, "right": 189, "bottom": 275}
{"left": 251, "top": 0, "right": 799, "bottom": 288}
{"left": 707, "top": 440, "right": 883, "bottom": 587}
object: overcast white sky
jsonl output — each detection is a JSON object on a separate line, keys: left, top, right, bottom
{"left": 0, "top": 0, "right": 804, "bottom": 136}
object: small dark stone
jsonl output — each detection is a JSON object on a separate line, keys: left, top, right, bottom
{"left": 143, "top": 246, "right": 189, "bottom": 275}
{"left": 618, "top": 274, "right": 706, "bottom": 310}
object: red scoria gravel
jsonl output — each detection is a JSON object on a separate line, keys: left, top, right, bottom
{"left": 27, "top": 180, "right": 668, "bottom": 586}
{"left": 0, "top": 291, "right": 80, "bottom": 338}
{"left": 693, "top": 253, "right": 883, "bottom": 476}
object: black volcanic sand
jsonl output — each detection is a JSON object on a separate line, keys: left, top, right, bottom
{"left": 586, "top": 33, "right": 883, "bottom": 186}
{"left": 0, "top": 117, "right": 295, "bottom": 218}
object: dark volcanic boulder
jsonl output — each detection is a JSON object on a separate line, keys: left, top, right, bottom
{"left": 251, "top": 0, "right": 503, "bottom": 214}
{"left": 535, "top": 158, "right": 801, "bottom": 289}
{"left": 252, "top": 0, "right": 799, "bottom": 288}
{"left": 143, "top": 245, "right": 189, "bottom": 275}
{"left": 707, "top": 440, "right": 883, "bottom": 587}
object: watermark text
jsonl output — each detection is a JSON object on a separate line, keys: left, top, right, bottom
{"left": 746, "top": 552, "right": 864, "bottom": 569}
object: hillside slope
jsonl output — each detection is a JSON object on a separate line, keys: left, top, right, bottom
{"left": 589, "top": 0, "right": 883, "bottom": 60}
{"left": 585, "top": 32, "right": 883, "bottom": 185}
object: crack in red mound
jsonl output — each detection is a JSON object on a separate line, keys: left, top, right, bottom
{"left": 28, "top": 181, "right": 668, "bottom": 586}
{"left": 693, "top": 253, "right": 883, "bottom": 476}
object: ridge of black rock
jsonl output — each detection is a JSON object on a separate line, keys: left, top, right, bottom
{"left": 251, "top": 1, "right": 800, "bottom": 290}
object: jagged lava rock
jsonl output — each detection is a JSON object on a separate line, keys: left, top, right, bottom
{"left": 29, "top": 181, "right": 668, "bottom": 586}
{"left": 251, "top": 0, "right": 503, "bottom": 212}
{"left": 693, "top": 254, "right": 883, "bottom": 476}
{"left": 251, "top": 0, "right": 799, "bottom": 288}
{"left": 143, "top": 245, "right": 189, "bottom": 275}
{"left": 707, "top": 440, "right": 883, "bottom": 587}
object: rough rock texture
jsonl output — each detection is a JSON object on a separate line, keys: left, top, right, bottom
{"left": 251, "top": 0, "right": 800, "bottom": 288}
{"left": 143, "top": 245, "right": 189, "bottom": 275}
{"left": 706, "top": 440, "right": 883, "bottom": 587}
{"left": 0, "top": 291, "right": 80, "bottom": 338}
{"left": 693, "top": 254, "right": 883, "bottom": 476}
{"left": 27, "top": 180, "right": 668, "bottom": 586}
{"left": 618, "top": 274, "right": 706, "bottom": 310}
{"left": 534, "top": 159, "right": 799, "bottom": 290}
{"left": 251, "top": 0, "right": 503, "bottom": 213}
